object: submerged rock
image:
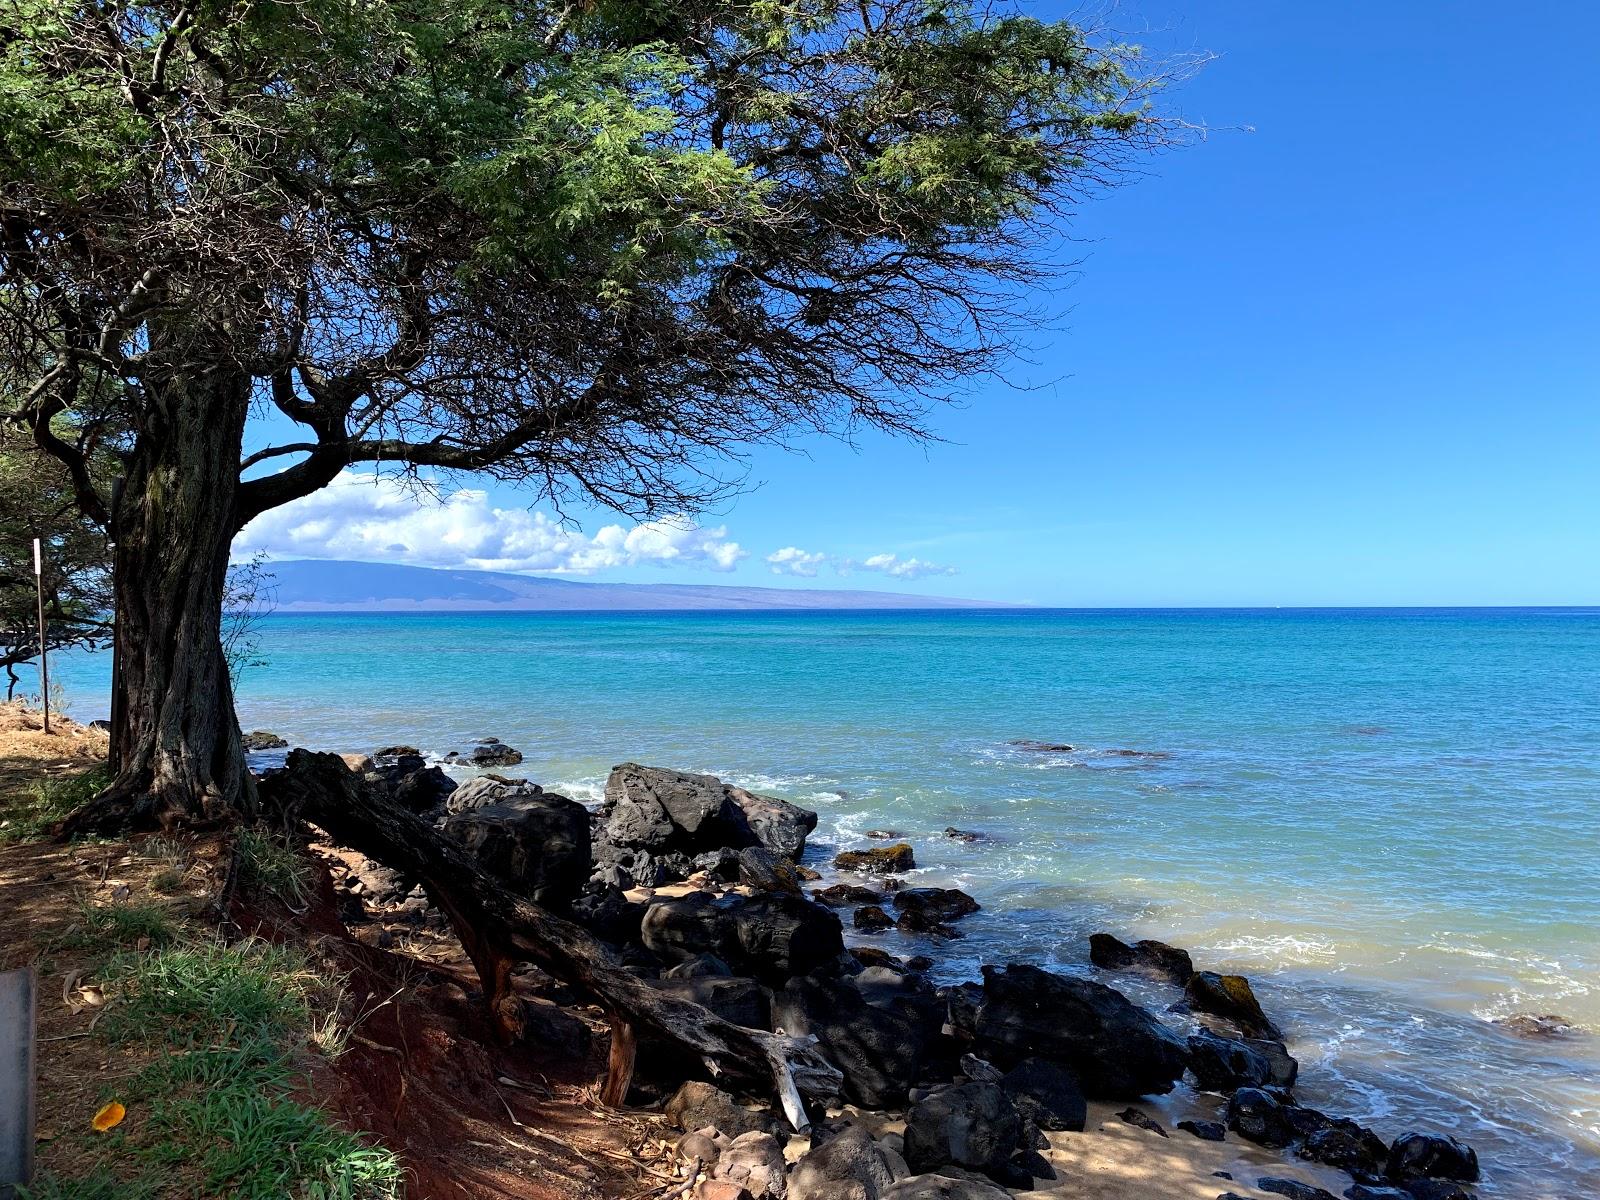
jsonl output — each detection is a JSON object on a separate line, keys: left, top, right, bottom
{"left": 834, "top": 844, "right": 916, "bottom": 874}
{"left": 1089, "top": 932, "right": 1193, "bottom": 985}
{"left": 894, "top": 888, "right": 980, "bottom": 923}
{"left": 1492, "top": 1012, "right": 1578, "bottom": 1040}
{"left": 943, "top": 827, "right": 988, "bottom": 844}
{"left": 1185, "top": 970, "right": 1283, "bottom": 1040}
{"left": 815, "top": 884, "right": 889, "bottom": 907}
{"left": 971, "top": 963, "right": 1190, "bottom": 1098}
{"left": 855, "top": 905, "right": 895, "bottom": 932}
{"left": 461, "top": 737, "right": 523, "bottom": 766}
{"left": 1008, "top": 740, "right": 1075, "bottom": 753}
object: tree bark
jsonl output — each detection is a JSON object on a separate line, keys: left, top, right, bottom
{"left": 64, "top": 361, "right": 254, "bottom": 836}
{"left": 260, "top": 750, "right": 843, "bottom": 1129}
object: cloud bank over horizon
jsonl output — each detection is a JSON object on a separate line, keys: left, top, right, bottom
{"left": 235, "top": 471, "right": 958, "bottom": 582}
{"left": 236, "top": 471, "right": 746, "bottom": 574}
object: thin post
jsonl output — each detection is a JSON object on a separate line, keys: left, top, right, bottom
{"left": 0, "top": 967, "right": 37, "bottom": 1198}
{"left": 32, "top": 538, "right": 48, "bottom": 735}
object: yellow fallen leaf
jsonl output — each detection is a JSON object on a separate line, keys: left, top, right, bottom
{"left": 91, "top": 1101, "right": 125, "bottom": 1132}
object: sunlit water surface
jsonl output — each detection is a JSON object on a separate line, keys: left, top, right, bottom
{"left": 53, "top": 608, "right": 1600, "bottom": 1196}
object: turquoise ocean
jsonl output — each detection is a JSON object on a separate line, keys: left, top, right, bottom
{"left": 52, "top": 608, "right": 1600, "bottom": 1196}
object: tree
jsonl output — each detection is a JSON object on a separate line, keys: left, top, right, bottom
{"left": 0, "top": 420, "right": 112, "bottom": 700}
{"left": 2, "top": 0, "right": 1179, "bottom": 831}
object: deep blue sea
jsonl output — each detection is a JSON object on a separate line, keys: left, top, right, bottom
{"left": 52, "top": 608, "right": 1600, "bottom": 1196}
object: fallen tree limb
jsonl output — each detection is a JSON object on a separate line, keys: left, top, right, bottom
{"left": 260, "top": 750, "right": 841, "bottom": 1129}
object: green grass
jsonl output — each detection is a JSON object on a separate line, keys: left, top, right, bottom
{"left": 235, "top": 826, "right": 313, "bottom": 908}
{"left": 100, "top": 939, "right": 312, "bottom": 1045}
{"left": 28, "top": 936, "right": 404, "bottom": 1199}
{"left": 0, "top": 764, "right": 112, "bottom": 845}
{"left": 54, "top": 897, "right": 179, "bottom": 955}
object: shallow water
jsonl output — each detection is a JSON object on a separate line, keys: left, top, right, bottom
{"left": 52, "top": 607, "right": 1600, "bottom": 1196}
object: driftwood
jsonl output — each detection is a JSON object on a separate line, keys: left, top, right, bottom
{"left": 260, "top": 750, "right": 841, "bottom": 1129}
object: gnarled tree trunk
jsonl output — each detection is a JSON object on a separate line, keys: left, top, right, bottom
{"left": 65, "top": 362, "right": 254, "bottom": 835}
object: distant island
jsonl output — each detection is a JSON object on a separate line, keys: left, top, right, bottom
{"left": 262, "top": 558, "right": 1013, "bottom": 612}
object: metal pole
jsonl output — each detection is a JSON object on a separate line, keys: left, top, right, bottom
{"left": 0, "top": 967, "right": 37, "bottom": 1198}
{"left": 32, "top": 538, "right": 49, "bottom": 735}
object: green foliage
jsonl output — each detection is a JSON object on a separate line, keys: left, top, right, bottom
{"left": 235, "top": 826, "right": 313, "bottom": 908}
{"left": 55, "top": 896, "right": 179, "bottom": 954}
{"left": 0, "top": 423, "right": 112, "bottom": 696}
{"left": 0, "top": 764, "right": 112, "bottom": 845}
{"left": 26, "top": 940, "right": 400, "bottom": 1200}
{"left": 101, "top": 939, "right": 312, "bottom": 1044}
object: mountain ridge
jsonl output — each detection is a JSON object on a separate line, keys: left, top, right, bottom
{"left": 261, "top": 558, "right": 1011, "bottom": 611}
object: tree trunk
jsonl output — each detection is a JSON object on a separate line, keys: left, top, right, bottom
{"left": 64, "top": 363, "right": 254, "bottom": 836}
{"left": 260, "top": 750, "right": 844, "bottom": 1129}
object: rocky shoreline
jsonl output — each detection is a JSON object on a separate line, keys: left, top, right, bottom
{"left": 267, "top": 736, "right": 1488, "bottom": 1200}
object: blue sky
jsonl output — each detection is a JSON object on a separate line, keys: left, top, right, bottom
{"left": 239, "top": 2, "right": 1600, "bottom": 605}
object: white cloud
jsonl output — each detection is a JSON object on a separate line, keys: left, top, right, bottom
{"left": 850, "top": 553, "right": 958, "bottom": 580}
{"left": 765, "top": 547, "right": 829, "bottom": 577}
{"left": 235, "top": 471, "right": 747, "bottom": 574}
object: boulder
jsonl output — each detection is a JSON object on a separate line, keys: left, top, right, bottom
{"left": 602, "top": 763, "right": 817, "bottom": 861}
{"left": 664, "top": 1081, "right": 783, "bottom": 1139}
{"left": 789, "top": 1125, "right": 908, "bottom": 1200}
{"left": 569, "top": 883, "right": 646, "bottom": 945}
{"left": 855, "top": 905, "right": 895, "bottom": 932}
{"left": 1257, "top": 1179, "right": 1340, "bottom": 1200}
{"left": 644, "top": 892, "right": 843, "bottom": 982}
{"left": 1344, "top": 1188, "right": 1413, "bottom": 1200}
{"left": 834, "top": 844, "right": 916, "bottom": 874}
{"left": 1226, "top": 1087, "right": 1296, "bottom": 1148}
{"left": 652, "top": 975, "right": 771, "bottom": 1031}
{"left": 773, "top": 974, "right": 934, "bottom": 1108}
{"left": 392, "top": 765, "right": 457, "bottom": 812}
{"left": 727, "top": 893, "right": 845, "bottom": 982}
{"left": 695, "top": 847, "right": 745, "bottom": 882}
{"left": 896, "top": 909, "right": 962, "bottom": 939}
{"left": 1088, "top": 933, "right": 1194, "bottom": 985}
{"left": 467, "top": 738, "right": 523, "bottom": 766}
{"left": 242, "top": 730, "right": 288, "bottom": 750}
{"left": 1297, "top": 1119, "right": 1389, "bottom": 1180}
{"left": 1188, "top": 1029, "right": 1298, "bottom": 1093}
{"left": 445, "top": 774, "right": 543, "bottom": 815}
{"left": 737, "top": 846, "right": 804, "bottom": 896}
{"left": 971, "top": 963, "right": 1190, "bottom": 1098}
{"left": 713, "top": 1131, "right": 786, "bottom": 1199}
{"left": 642, "top": 892, "right": 735, "bottom": 964}
{"left": 881, "top": 1177, "right": 1011, "bottom": 1200}
{"left": 1393, "top": 1183, "right": 1476, "bottom": 1200}
{"left": 815, "top": 884, "right": 888, "bottom": 907}
{"left": 1185, "top": 971, "right": 1283, "bottom": 1040}
{"left": 664, "top": 954, "right": 733, "bottom": 980}
{"left": 341, "top": 752, "right": 375, "bottom": 773}
{"left": 893, "top": 889, "right": 980, "bottom": 923}
{"left": 1385, "top": 1133, "right": 1479, "bottom": 1183}
{"left": 1177, "top": 1119, "right": 1226, "bottom": 1141}
{"left": 441, "top": 792, "right": 589, "bottom": 909}
{"left": 903, "top": 1082, "right": 1023, "bottom": 1180}
{"left": 999, "top": 1057, "right": 1087, "bottom": 1133}
{"left": 374, "top": 744, "right": 421, "bottom": 758}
